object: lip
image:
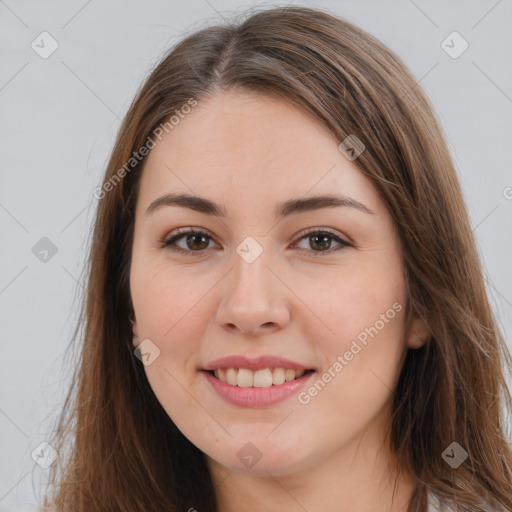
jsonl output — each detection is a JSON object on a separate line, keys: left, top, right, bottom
{"left": 203, "top": 355, "right": 314, "bottom": 372}
{"left": 202, "top": 369, "right": 315, "bottom": 407}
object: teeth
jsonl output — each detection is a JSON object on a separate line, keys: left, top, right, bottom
{"left": 212, "top": 367, "right": 309, "bottom": 387}
{"left": 285, "top": 369, "right": 295, "bottom": 381}
{"left": 272, "top": 368, "right": 286, "bottom": 385}
{"left": 254, "top": 369, "right": 273, "bottom": 388}
{"left": 237, "top": 368, "right": 254, "bottom": 388}
{"left": 226, "top": 368, "right": 237, "bottom": 386}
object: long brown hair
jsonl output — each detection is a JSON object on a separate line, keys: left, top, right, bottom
{"left": 42, "top": 6, "right": 512, "bottom": 511}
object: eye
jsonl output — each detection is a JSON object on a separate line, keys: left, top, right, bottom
{"left": 160, "top": 228, "right": 218, "bottom": 256}
{"left": 292, "top": 228, "right": 352, "bottom": 255}
{"left": 160, "top": 227, "right": 352, "bottom": 256}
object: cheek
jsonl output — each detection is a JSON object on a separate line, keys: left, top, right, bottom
{"left": 130, "top": 258, "right": 225, "bottom": 405}
{"left": 131, "top": 264, "right": 212, "bottom": 426}
{"left": 313, "top": 260, "right": 405, "bottom": 347}
{"left": 302, "top": 258, "right": 406, "bottom": 402}
{"left": 131, "top": 254, "right": 215, "bottom": 339}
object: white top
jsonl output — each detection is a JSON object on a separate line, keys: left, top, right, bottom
{"left": 428, "top": 492, "right": 452, "bottom": 511}
{"left": 7, "top": 494, "right": 503, "bottom": 512}
{"left": 0, "top": 499, "right": 452, "bottom": 512}
{"left": 427, "top": 491, "right": 504, "bottom": 512}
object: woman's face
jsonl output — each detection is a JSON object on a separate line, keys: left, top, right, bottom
{"left": 130, "top": 90, "right": 424, "bottom": 476}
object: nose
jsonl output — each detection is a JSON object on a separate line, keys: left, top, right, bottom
{"left": 214, "top": 241, "right": 291, "bottom": 337}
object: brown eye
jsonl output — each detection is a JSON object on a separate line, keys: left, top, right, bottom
{"left": 309, "top": 233, "right": 333, "bottom": 251}
{"left": 162, "top": 229, "right": 216, "bottom": 255}
{"left": 294, "top": 229, "right": 351, "bottom": 254}
{"left": 181, "top": 233, "right": 210, "bottom": 251}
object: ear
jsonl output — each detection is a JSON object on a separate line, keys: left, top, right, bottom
{"left": 131, "top": 316, "right": 139, "bottom": 348}
{"left": 406, "top": 313, "right": 430, "bottom": 349}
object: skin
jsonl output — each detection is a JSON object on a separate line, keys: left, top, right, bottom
{"left": 129, "top": 90, "right": 429, "bottom": 511}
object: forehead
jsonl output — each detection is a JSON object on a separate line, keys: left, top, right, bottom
{"left": 136, "top": 90, "right": 380, "bottom": 216}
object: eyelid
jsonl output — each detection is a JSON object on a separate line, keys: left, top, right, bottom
{"left": 293, "top": 226, "right": 351, "bottom": 246}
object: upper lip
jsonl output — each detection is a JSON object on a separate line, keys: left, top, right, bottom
{"left": 202, "top": 355, "right": 314, "bottom": 372}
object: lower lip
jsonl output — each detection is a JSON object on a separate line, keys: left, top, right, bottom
{"left": 201, "top": 370, "right": 314, "bottom": 407}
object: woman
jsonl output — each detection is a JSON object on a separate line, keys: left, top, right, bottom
{"left": 41, "top": 6, "right": 511, "bottom": 511}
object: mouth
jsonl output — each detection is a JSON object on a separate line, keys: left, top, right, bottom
{"left": 201, "top": 366, "right": 316, "bottom": 407}
{"left": 203, "top": 367, "right": 316, "bottom": 388}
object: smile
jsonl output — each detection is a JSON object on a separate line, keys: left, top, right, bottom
{"left": 201, "top": 368, "right": 315, "bottom": 407}
{"left": 208, "top": 367, "right": 312, "bottom": 387}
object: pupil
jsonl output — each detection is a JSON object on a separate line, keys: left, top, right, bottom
{"left": 187, "top": 233, "right": 208, "bottom": 250}
{"left": 311, "top": 234, "right": 330, "bottom": 251}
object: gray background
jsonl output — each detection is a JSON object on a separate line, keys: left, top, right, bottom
{"left": 1, "top": 0, "right": 511, "bottom": 509}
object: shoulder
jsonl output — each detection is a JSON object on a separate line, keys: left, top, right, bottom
{"left": 427, "top": 492, "right": 452, "bottom": 512}
{"left": 427, "top": 491, "right": 507, "bottom": 512}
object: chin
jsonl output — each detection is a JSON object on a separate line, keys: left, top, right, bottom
{"left": 204, "top": 437, "right": 317, "bottom": 476}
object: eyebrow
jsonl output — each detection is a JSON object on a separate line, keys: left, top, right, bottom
{"left": 145, "top": 192, "right": 374, "bottom": 217}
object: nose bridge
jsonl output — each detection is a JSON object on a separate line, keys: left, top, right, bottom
{"left": 230, "top": 235, "right": 274, "bottom": 302}
{"left": 215, "top": 234, "right": 290, "bottom": 334}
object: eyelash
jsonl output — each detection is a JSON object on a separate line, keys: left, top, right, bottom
{"left": 159, "top": 227, "right": 352, "bottom": 257}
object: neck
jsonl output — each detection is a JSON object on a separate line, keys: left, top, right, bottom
{"left": 207, "top": 427, "right": 416, "bottom": 512}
